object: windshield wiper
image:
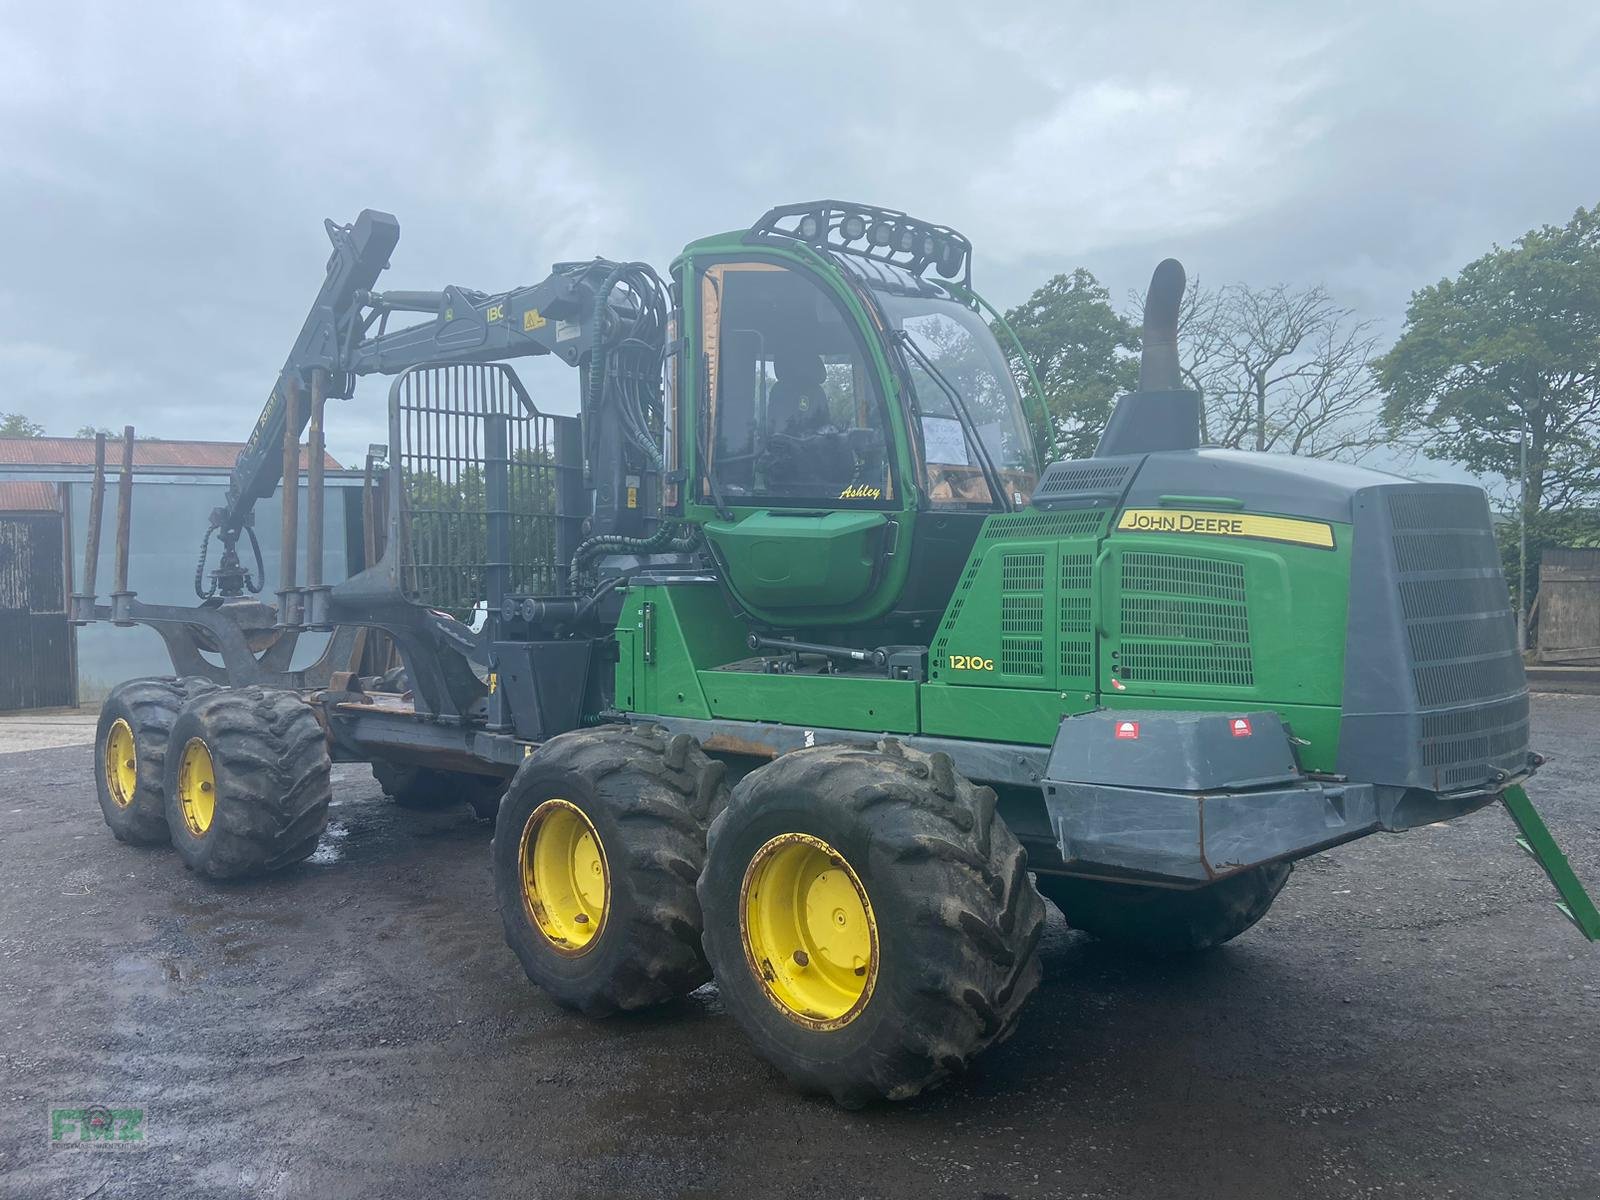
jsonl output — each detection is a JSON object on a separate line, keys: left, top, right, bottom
{"left": 894, "top": 329, "right": 1015, "bottom": 513}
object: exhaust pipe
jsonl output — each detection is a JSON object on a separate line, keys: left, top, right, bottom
{"left": 1093, "top": 258, "right": 1201, "bottom": 457}
{"left": 1138, "top": 258, "right": 1185, "bottom": 392}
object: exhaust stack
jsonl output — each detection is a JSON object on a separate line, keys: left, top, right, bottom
{"left": 1138, "top": 258, "right": 1185, "bottom": 391}
{"left": 1095, "top": 258, "right": 1202, "bottom": 457}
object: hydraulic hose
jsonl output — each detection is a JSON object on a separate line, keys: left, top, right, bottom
{"left": 567, "top": 520, "right": 690, "bottom": 592}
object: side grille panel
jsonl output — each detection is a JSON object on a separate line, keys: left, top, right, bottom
{"left": 928, "top": 509, "right": 1106, "bottom": 689}
{"left": 1117, "top": 552, "right": 1255, "bottom": 688}
{"left": 1059, "top": 552, "right": 1094, "bottom": 684}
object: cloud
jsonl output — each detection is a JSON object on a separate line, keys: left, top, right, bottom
{"left": 0, "top": 0, "right": 1595, "bottom": 475}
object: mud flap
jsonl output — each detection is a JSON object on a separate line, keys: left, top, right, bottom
{"left": 1502, "top": 785, "right": 1600, "bottom": 942}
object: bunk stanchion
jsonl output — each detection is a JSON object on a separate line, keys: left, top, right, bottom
{"left": 277, "top": 376, "right": 302, "bottom": 628}
{"left": 109, "top": 426, "right": 137, "bottom": 624}
{"left": 305, "top": 368, "right": 330, "bottom": 628}
{"left": 70, "top": 432, "right": 108, "bottom": 624}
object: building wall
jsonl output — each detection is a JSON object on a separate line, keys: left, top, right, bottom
{"left": 63, "top": 477, "right": 361, "bottom": 699}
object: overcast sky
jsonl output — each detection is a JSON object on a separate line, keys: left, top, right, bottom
{"left": 3, "top": 1, "right": 1597, "bottom": 474}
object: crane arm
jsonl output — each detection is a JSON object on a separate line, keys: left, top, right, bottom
{"left": 204, "top": 209, "right": 665, "bottom": 598}
{"left": 218, "top": 210, "right": 399, "bottom": 546}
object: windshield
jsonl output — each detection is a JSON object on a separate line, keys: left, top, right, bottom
{"left": 872, "top": 288, "right": 1039, "bottom": 508}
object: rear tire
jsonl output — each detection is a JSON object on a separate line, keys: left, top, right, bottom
{"left": 699, "top": 740, "right": 1045, "bottom": 1107}
{"left": 163, "top": 687, "right": 333, "bottom": 880}
{"left": 1035, "top": 863, "right": 1291, "bottom": 954}
{"left": 93, "top": 676, "right": 219, "bottom": 845}
{"left": 492, "top": 724, "right": 727, "bottom": 1016}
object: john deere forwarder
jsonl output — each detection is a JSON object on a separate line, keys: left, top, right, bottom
{"left": 80, "top": 202, "right": 1597, "bottom": 1106}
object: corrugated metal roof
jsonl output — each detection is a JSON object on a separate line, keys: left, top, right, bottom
{"left": 0, "top": 437, "right": 341, "bottom": 470}
{"left": 0, "top": 480, "right": 61, "bottom": 512}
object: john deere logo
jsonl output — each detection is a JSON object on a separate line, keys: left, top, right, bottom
{"left": 1116, "top": 508, "right": 1335, "bottom": 549}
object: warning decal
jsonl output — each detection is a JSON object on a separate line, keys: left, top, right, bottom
{"left": 1115, "top": 721, "right": 1140, "bottom": 740}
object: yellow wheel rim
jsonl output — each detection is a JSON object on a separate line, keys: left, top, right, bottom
{"left": 176, "top": 737, "right": 217, "bottom": 837}
{"left": 104, "top": 718, "right": 138, "bottom": 808}
{"left": 519, "top": 799, "right": 609, "bottom": 955}
{"left": 740, "top": 833, "right": 879, "bottom": 1030}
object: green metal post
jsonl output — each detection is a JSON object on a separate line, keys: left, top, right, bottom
{"left": 1502, "top": 785, "right": 1600, "bottom": 941}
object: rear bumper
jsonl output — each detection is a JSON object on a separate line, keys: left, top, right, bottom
{"left": 1043, "top": 777, "right": 1506, "bottom": 885}
{"left": 1039, "top": 708, "right": 1522, "bottom": 885}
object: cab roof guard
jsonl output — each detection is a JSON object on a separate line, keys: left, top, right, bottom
{"left": 746, "top": 200, "right": 972, "bottom": 289}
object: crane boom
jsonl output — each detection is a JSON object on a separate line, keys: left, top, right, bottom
{"left": 204, "top": 209, "right": 666, "bottom": 599}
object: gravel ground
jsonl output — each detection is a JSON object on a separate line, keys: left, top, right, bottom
{"left": 0, "top": 709, "right": 97, "bottom": 754}
{"left": 0, "top": 695, "right": 1596, "bottom": 1199}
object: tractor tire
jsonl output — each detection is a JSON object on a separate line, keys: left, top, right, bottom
{"left": 93, "top": 676, "right": 220, "bottom": 845}
{"left": 371, "top": 760, "right": 507, "bottom": 819}
{"left": 492, "top": 724, "right": 727, "bottom": 1017}
{"left": 1035, "top": 863, "right": 1292, "bottom": 954}
{"left": 162, "top": 687, "right": 333, "bottom": 880}
{"left": 698, "top": 739, "right": 1046, "bottom": 1107}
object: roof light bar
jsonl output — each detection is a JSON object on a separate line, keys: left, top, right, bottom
{"left": 746, "top": 200, "right": 973, "bottom": 286}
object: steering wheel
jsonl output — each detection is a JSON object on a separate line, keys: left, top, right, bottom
{"left": 762, "top": 426, "right": 885, "bottom": 494}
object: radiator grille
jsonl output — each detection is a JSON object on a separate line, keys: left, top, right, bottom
{"left": 1119, "top": 644, "right": 1255, "bottom": 688}
{"left": 1399, "top": 575, "right": 1510, "bottom": 620}
{"left": 1001, "top": 638, "right": 1047, "bottom": 677}
{"left": 998, "top": 551, "right": 1046, "bottom": 678}
{"left": 1420, "top": 694, "right": 1530, "bottom": 791}
{"left": 1001, "top": 594, "right": 1044, "bottom": 634}
{"left": 979, "top": 509, "right": 1108, "bottom": 542}
{"left": 1059, "top": 552, "right": 1094, "bottom": 683}
{"left": 1001, "top": 552, "right": 1047, "bottom": 592}
{"left": 930, "top": 511, "right": 1104, "bottom": 687}
{"left": 1122, "top": 552, "right": 1247, "bottom": 603}
{"left": 1031, "top": 458, "right": 1136, "bottom": 509}
{"left": 1384, "top": 487, "right": 1527, "bottom": 789}
{"left": 1118, "top": 552, "right": 1254, "bottom": 688}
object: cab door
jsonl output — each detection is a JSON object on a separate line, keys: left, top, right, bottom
{"left": 687, "top": 255, "right": 911, "bottom": 626}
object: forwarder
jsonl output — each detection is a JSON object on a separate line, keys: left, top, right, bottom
{"left": 79, "top": 202, "right": 1597, "bottom": 1106}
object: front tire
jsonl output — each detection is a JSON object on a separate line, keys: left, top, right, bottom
{"left": 163, "top": 687, "right": 333, "bottom": 880}
{"left": 1035, "top": 863, "right": 1292, "bottom": 953}
{"left": 93, "top": 676, "right": 219, "bottom": 845}
{"left": 492, "top": 724, "right": 727, "bottom": 1016}
{"left": 699, "top": 740, "right": 1045, "bottom": 1107}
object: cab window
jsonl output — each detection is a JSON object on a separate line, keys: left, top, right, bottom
{"left": 874, "top": 290, "right": 1040, "bottom": 510}
{"left": 699, "top": 261, "right": 892, "bottom": 506}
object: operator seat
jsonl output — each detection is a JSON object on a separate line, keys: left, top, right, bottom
{"left": 767, "top": 350, "right": 829, "bottom": 434}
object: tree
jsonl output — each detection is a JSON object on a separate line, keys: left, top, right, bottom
{"left": 1174, "top": 281, "right": 1386, "bottom": 461}
{"left": 995, "top": 269, "right": 1139, "bottom": 461}
{"left": 0, "top": 412, "right": 45, "bottom": 438}
{"left": 1377, "top": 203, "right": 1600, "bottom": 529}
{"left": 76, "top": 424, "right": 115, "bottom": 439}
